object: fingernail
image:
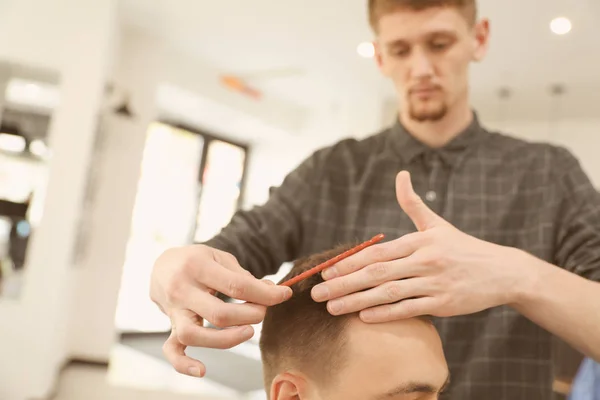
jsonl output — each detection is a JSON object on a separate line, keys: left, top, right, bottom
{"left": 261, "top": 279, "right": 275, "bottom": 286}
{"left": 281, "top": 287, "right": 293, "bottom": 301}
{"left": 322, "top": 267, "right": 337, "bottom": 280}
{"left": 188, "top": 367, "right": 202, "bottom": 377}
{"left": 360, "top": 310, "right": 377, "bottom": 322}
{"left": 242, "top": 326, "right": 254, "bottom": 336}
{"left": 312, "top": 285, "right": 330, "bottom": 301}
{"left": 328, "top": 300, "right": 343, "bottom": 314}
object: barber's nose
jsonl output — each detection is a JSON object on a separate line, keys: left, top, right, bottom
{"left": 410, "top": 49, "right": 434, "bottom": 78}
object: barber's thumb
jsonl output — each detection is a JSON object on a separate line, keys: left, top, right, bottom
{"left": 396, "top": 170, "right": 442, "bottom": 231}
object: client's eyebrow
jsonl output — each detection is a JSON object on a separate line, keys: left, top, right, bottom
{"left": 375, "top": 373, "right": 450, "bottom": 399}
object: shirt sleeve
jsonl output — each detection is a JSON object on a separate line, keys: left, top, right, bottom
{"left": 201, "top": 149, "right": 322, "bottom": 278}
{"left": 553, "top": 147, "right": 600, "bottom": 282}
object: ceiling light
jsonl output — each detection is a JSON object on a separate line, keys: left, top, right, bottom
{"left": 0, "top": 133, "right": 26, "bottom": 153}
{"left": 29, "top": 139, "right": 48, "bottom": 158}
{"left": 24, "top": 83, "right": 41, "bottom": 97}
{"left": 5, "top": 78, "right": 61, "bottom": 110}
{"left": 550, "top": 17, "right": 572, "bottom": 35}
{"left": 357, "top": 42, "right": 375, "bottom": 58}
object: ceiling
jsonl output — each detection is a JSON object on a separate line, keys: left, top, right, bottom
{"left": 120, "top": 0, "right": 600, "bottom": 121}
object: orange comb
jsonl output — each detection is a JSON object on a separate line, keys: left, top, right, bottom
{"left": 280, "top": 234, "right": 385, "bottom": 287}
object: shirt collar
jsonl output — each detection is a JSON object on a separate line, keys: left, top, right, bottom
{"left": 387, "top": 111, "right": 486, "bottom": 166}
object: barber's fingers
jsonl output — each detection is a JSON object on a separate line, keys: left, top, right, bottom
{"left": 163, "top": 328, "right": 206, "bottom": 378}
{"left": 312, "top": 257, "right": 423, "bottom": 302}
{"left": 171, "top": 309, "right": 255, "bottom": 349}
{"left": 359, "top": 296, "right": 438, "bottom": 323}
{"left": 324, "top": 278, "right": 431, "bottom": 316}
{"left": 321, "top": 232, "right": 425, "bottom": 280}
{"left": 206, "top": 250, "right": 252, "bottom": 297}
{"left": 200, "top": 259, "right": 291, "bottom": 306}
{"left": 213, "top": 250, "right": 254, "bottom": 277}
{"left": 212, "top": 250, "right": 276, "bottom": 293}
{"left": 187, "top": 289, "right": 267, "bottom": 328}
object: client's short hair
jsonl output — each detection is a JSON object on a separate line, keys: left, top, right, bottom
{"left": 259, "top": 243, "right": 355, "bottom": 389}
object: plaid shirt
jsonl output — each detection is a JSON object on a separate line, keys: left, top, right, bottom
{"left": 205, "top": 112, "right": 600, "bottom": 399}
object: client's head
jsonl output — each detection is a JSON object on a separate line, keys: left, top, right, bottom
{"left": 259, "top": 243, "right": 449, "bottom": 400}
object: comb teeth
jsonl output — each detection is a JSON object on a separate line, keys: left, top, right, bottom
{"left": 279, "top": 234, "right": 385, "bottom": 288}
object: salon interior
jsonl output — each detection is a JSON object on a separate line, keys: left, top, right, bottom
{"left": 0, "top": 0, "right": 599, "bottom": 399}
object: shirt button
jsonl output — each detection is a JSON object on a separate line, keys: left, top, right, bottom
{"left": 425, "top": 191, "right": 437, "bottom": 202}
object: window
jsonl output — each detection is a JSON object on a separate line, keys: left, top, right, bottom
{"left": 194, "top": 139, "right": 246, "bottom": 243}
{"left": 115, "top": 121, "right": 248, "bottom": 332}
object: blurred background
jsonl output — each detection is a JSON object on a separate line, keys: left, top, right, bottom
{"left": 0, "top": 0, "right": 598, "bottom": 399}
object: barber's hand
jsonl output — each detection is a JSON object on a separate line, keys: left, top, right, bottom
{"left": 311, "top": 170, "right": 523, "bottom": 323}
{"left": 150, "top": 245, "right": 292, "bottom": 377}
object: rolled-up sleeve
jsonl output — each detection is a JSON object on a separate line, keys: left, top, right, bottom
{"left": 553, "top": 148, "right": 600, "bottom": 282}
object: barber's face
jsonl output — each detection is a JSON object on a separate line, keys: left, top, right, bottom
{"left": 315, "top": 318, "right": 449, "bottom": 400}
{"left": 374, "top": 7, "right": 489, "bottom": 122}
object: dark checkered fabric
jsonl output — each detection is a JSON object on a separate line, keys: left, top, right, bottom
{"left": 204, "top": 112, "right": 600, "bottom": 399}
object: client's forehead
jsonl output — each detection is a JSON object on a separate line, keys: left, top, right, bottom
{"left": 339, "top": 317, "right": 448, "bottom": 398}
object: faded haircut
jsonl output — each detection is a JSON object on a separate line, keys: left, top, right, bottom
{"left": 259, "top": 243, "right": 356, "bottom": 391}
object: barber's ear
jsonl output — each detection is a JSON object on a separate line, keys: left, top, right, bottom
{"left": 472, "top": 18, "right": 490, "bottom": 62}
{"left": 270, "top": 372, "right": 308, "bottom": 400}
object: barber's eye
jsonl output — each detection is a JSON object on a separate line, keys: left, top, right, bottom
{"left": 430, "top": 39, "right": 452, "bottom": 52}
{"left": 431, "top": 42, "right": 450, "bottom": 51}
{"left": 392, "top": 48, "right": 410, "bottom": 57}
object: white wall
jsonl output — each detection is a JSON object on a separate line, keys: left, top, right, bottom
{"left": 0, "top": 0, "right": 117, "bottom": 399}
{"left": 67, "top": 26, "right": 166, "bottom": 362}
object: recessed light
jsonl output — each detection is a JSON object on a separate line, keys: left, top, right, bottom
{"left": 0, "top": 133, "right": 26, "bottom": 153}
{"left": 29, "top": 139, "right": 48, "bottom": 158}
{"left": 550, "top": 17, "right": 572, "bottom": 35}
{"left": 5, "top": 79, "right": 61, "bottom": 109}
{"left": 357, "top": 42, "right": 375, "bottom": 58}
{"left": 24, "top": 83, "right": 41, "bottom": 97}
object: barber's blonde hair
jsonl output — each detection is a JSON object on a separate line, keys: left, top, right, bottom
{"left": 368, "top": 0, "right": 478, "bottom": 32}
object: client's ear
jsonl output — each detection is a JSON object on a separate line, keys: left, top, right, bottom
{"left": 270, "top": 372, "right": 309, "bottom": 400}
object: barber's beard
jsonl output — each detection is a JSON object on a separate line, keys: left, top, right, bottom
{"left": 408, "top": 99, "right": 448, "bottom": 122}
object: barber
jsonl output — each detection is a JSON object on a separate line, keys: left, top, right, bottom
{"left": 150, "top": 1, "right": 600, "bottom": 398}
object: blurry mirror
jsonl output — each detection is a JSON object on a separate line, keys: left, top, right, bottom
{"left": 0, "top": 60, "right": 59, "bottom": 298}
